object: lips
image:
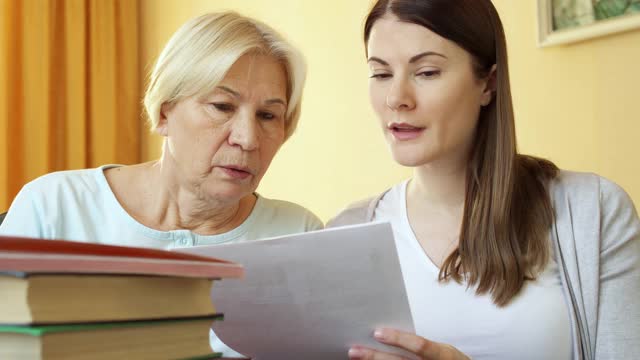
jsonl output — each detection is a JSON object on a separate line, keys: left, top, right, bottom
{"left": 218, "top": 165, "right": 253, "bottom": 180}
{"left": 388, "top": 122, "right": 426, "bottom": 141}
{"left": 388, "top": 122, "right": 424, "bottom": 131}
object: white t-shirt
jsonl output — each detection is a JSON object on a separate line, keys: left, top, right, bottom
{"left": 373, "top": 180, "right": 572, "bottom": 360}
{"left": 0, "top": 165, "right": 323, "bottom": 357}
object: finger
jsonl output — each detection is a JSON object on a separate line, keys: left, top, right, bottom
{"left": 374, "top": 328, "right": 440, "bottom": 359}
{"left": 348, "top": 345, "right": 408, "bottom": 360}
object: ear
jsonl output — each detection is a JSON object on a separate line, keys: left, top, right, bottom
{"left": 155, "top": 103, "right": 172, "bottom": 137}
{"left": 480, "top": 64, "right": 497, "bottom": 107}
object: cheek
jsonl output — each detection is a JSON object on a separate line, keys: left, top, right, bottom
{"left": 203, "top": 125, "right": 227, "bottom": 147}
{"left": 263, "top": 138, "right": 283, "bottom": 160}
{"left": 193, "top": 127, "right": 230, "bottom": 164}
{"left": 258, "top": 124, "right": 285, "bottom": 152}
{"left": 167, "top": 123, "right": 195, "bottom": 157}
{"left": 259, "top": 132, "right": 284, "bottom": 159}
{"left": 265, "top": 122, "right": 286, "bottom": 141}
{"left": 435, "top": 96, "right": 481, "bottom": 147}
{"left": 426, "top": 76, "right": 481, "bottom": 120}
{"left": 368, "top": 84, "right": 388, "bottom": 118}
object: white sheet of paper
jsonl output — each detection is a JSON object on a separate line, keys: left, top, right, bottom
{"left": 177, "top": 222, "right": 416, "bottom": 360}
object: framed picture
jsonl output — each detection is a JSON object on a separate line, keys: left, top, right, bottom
{"left": 537, "top": 0, "right": 640, "bottom": 47}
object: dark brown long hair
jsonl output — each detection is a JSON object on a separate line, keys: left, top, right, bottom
{"left": 365, "top": 0, "right": 558, "bottom": 306}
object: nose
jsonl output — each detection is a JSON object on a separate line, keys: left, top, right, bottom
{"left": 227, "top": 109, "right": 259, "bottom": 151}
{"left": 386, "top": 77, "right": 415, "bottom": 111}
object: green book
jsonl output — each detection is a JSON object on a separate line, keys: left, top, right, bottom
{"left": 0, "top": 315, "right": 223, "bottom": 360}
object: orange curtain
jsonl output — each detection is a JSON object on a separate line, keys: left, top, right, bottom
{"left": 0, "top": 0, "right": 141, "bottom": 210}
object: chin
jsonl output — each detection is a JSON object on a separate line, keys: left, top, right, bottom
{"left": 205, "top": 183, "right": 252, "bottom": 204}
{"left": 389, "top": 148, "right": 435, "bottom": 168}
{"left": 392, "top": 156, "right": 430, "bottom": 167}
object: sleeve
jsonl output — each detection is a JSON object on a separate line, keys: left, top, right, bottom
{"left": 595, "top": 177, "right": 640, "bottom": 358}
{"left": 326, "top": 197, "right": 376, "bottom": 228}
{"left": 0, "top": 182, "right": 50, "bottom": 238}
{"left": 305, "top": 211, "right": 324, "bottom": 231}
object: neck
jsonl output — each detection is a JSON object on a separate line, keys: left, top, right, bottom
{"left": 409, "top": 156, "right": 467, "bottom": 210}
{"left": 140, "top": 147, "right": 255, "bottom": 235}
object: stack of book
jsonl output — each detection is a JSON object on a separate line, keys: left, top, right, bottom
{"left": 0, "top": 236, "right": 244, "bottom": 359}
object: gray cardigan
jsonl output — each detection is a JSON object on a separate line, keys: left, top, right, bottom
{"left": 328, "top": 171, "right": 640, "bottom": 359}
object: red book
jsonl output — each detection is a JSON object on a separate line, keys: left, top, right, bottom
{"left": 0, "top": 236, "right": 244, "bottom": 279}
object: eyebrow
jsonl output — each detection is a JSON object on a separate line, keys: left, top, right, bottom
{"left": 265, "top": 98, "right": 287, "bottom": 107}
{"left": 216, "top": 86, "right": 287, "bottom": 107}
{"left": 217, "top": 86, "right": 240, "bottom": 98}
{"left": 367, "top": 51, "right": 448, "bottom": 66}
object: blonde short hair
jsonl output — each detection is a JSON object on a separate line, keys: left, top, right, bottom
{"left": 144, "top": 12, "right": 306, "bottom": 139}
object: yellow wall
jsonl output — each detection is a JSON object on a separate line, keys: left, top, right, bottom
{"left": 495, "top": 1, "right": 640, "bottom": 211}
{"left": 140, "top": 0, "right": 640, "bottom": 222}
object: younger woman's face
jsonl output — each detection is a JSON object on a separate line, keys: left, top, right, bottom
{"left": 367, "top": 16, "right": 493, "bottom": 168}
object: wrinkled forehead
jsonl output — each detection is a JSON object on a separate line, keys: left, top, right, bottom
{"left": 227, "top": 54, "right": 286, "bottom": 82}
{"left": 218, "top": 54, "right": 288, "bottom": 100}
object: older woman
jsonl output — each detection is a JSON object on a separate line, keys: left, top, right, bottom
{"left": 0, "top": 12, "right": 322, "bottom": 246}
{"left": 1, "top": 11, "right": 321, "bottom": 358}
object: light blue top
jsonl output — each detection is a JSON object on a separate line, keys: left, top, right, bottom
{"left": 0, "top": 165, "right": 323, "bottom": 248}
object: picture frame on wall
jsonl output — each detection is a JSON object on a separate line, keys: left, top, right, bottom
{"left": 537, "top": 0, "right": 640, "bottom": 47}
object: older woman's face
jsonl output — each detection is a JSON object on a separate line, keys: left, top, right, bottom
{"left": 159, "top": 54, "right": 288, "bottom": 202}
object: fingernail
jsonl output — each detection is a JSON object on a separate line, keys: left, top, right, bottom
{"left": 348, "top": 347, "right": 365, "bottom": 359}
{"left": 374, "top": 328, "right": 386, "bottom": 340}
